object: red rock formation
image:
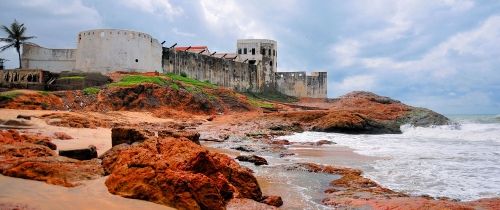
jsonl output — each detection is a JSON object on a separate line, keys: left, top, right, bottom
{"left": 0, "top": 90, "right": 63, "bottom": 110}
{"left": 40, "top": 113, "right": 111, "bottom": 129}
{"left": 102, "top": 137, "right": 263, "bottom": 209}
{"left": 0, "top": 156, "right": 104, "bottom": 187}
{"left": 0, "top": 130, "right": 56, "bottom": 150}
{"left": 0, "top": 130, "right": 103, "bottom": 187}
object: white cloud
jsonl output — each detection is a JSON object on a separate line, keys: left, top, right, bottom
{"left": 122, "top": 0, "right": 183, "bottom": 20}
{"left": 199, "top": 0, "right": 273, "bottom": 38}
{"left": 331, "top": 75, "right": 377, "bottom": 94}
{"left": 172, "top": 28, "right": 195, "bottom": 37}
{"left": 330, "top": 39, "right": 360, "bottom": 67}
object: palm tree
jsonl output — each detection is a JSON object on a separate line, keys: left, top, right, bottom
{"left": 0, "top": 20, "right": 36, "bottom": 69}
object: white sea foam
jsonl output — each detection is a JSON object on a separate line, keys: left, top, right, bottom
{"left": 277, "top": 118, "right": 500, "bottom": 201}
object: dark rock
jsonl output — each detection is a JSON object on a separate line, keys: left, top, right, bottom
{"left": 232, "top": 146, "right": 255, "bottom": 152}
{"left": 236, "top": 155, "right": 268, "bottom": 166}
{"left": 59, "top": 145, "right": 97, "bottom": 160}
{"left": 207, "top": 115, "right": 215, "bottom": 121}
{"left": 260, "top": 195, "right": 283, "bottom": 207}
{"left": 16, "top": 115, "right": 31, "bottom": 120}
{"left": 111, "top": 127, "right": 148, "bottom": 147}
{"left": 402, "top": 107, "right": 450, "bottom": 127}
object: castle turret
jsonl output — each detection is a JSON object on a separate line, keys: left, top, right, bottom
{"left": 236, "top": 39, "right": 277, "bottom": 91}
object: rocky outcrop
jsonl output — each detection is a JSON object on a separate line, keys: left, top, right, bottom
{"left": 101, "top": 137, "right": 264, "bottom": 209}
{"left": 269, "top": 91, "right": 450, "bottom": 134}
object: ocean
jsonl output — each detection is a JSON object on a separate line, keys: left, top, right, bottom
{"left": 277, "top": 114, "right": 500, "bottom": 201}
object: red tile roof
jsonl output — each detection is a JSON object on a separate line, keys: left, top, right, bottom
{"left": 174, "top": 46, "right": 209, "bottom": 54}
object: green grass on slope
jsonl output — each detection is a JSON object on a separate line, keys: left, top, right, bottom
{"left": 164, "top": 73, "right": 216, "bottom": 88}
{"left": 0, "top": 90, "right": 22, "bottom": 100}
{"left": 83, "top": 87, "right": 101, "bottom": 95}
{"left": 247, "top": 96, "right": 274, "bottom": 108}
{"left": 108, "top": 75, "right": 168, "bottom": 87}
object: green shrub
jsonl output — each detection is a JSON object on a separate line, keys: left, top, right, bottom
{"left": 170, "top": 83, "right": 180, "bottom": 91}
{"left": 83, "top": 87, "right": 100, "bottom": 95}
{"left": 109, "top": 75, "right": 167, "bottom": 87}
{"left": 180, "top": 72, "right": 188, "bottom": 77}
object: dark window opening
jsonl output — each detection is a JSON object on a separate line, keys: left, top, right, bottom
{"left": 273, "top": 50, "right": 276, "bottom": 56}
{"left": 252, "top": 48, "right": 255, "bottom": 55}
{"left": 238, "top": 48, "right": 242, "bottom": 54}
{"left": 244, "top": 48, "right": 247, "bottom": 54}
{"left": 261, "top": 48, "right": 265, "bottom": 55}
{"left": 268, "top": 49, "right": 271, "bottom": 56}
{"left": 249, "top": 60, "right": 256, "bottom": 65}
{"left": 270, "top": 61, "right": 273, "bottom": 66}
{"left": 135, "top": 59, "right": 139, "bottom": 63}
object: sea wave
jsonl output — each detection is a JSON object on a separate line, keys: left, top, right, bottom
{"left": 277, "top": 120, "right": 500, "bottom": 201}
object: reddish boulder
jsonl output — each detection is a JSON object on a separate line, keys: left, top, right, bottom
{"left": 102, "top": 137, "right": 263, "bottom": 209}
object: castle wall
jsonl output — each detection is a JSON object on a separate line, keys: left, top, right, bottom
{"left": 21, "top": 44, "right": 76, "bottom": 72}
{"left": 75, "top": 29, "right": 162, "bottom": 73}
{"left": 162, "top": 48, "right": 259, "bottom": 92}
{"left": 276, "top": 71, "right": 327, "bottom": 98}
{"left": 236, "top": 39, "right": 277, "bottom": 91}
{"left": 276, "top": 72, "right": 308, "bottom": 97}
{"left": 306, "top": 72, "right": 328, "bottom": 98}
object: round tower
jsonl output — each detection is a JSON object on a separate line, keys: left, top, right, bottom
{"left": 75, "top": 29, "right": 162, "bottom": 73}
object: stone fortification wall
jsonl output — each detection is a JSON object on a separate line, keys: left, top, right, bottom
{"left": 162, "top": 48, "right": 259, "bottom": 92}
{"left": 306, "top": 72, "right": 327, "bottom": 98}
{"left": 276, "top": 71, "right": 327, "bottom": 98}
{"left": 21, "top": 44, "right": 76, "bottom": 72}
{"left": 75, "top": 29, "right": 162, "bottom": 73}
{"left": 276, "top": 72, "right": 308, "bottom": 97}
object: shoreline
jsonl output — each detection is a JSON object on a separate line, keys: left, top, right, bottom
{"left": 1, "top": 107, "right": 499, "bottom": 209}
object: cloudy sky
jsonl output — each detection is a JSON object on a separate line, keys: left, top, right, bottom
{"left": 1, "top": 0, "right": 499, "bottom": 114}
